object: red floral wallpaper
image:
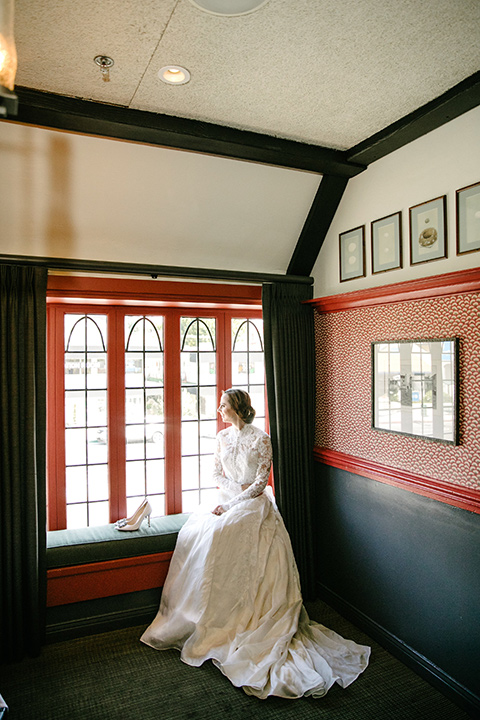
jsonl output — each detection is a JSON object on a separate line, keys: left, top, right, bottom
{"left": 314, "top": 291, "right": 480, "bottom": 490}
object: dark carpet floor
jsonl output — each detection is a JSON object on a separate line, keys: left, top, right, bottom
{"left": 1, "top": 600, "right": 472, "bottom": 720}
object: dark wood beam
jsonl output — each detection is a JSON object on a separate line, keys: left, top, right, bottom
{"left": 287, "top": 175, "right": 349, "bottom": 276}
{"left": 292, "top": 72, "right": 480, "bottom": 277}
{"left": 9, "top": 87, "right": 366, "bottom": 178}
{"left": 0, "top": 252, "right": 313, "bottom": 285}
{"left": 347, "top": 71, "right": 480, "bottom": 166}
{"left": 8, "top": 75, "right": 477, "bottom": 280}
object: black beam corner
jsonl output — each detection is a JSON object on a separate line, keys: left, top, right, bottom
{"left": 287, "top": 175, "right": 349, "bottom": 277}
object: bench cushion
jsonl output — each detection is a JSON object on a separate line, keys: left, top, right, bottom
{"left": 46, "top": 514, "right": 190, "bottom": 569}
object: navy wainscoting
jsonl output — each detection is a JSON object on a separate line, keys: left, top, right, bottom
{"left": 313, "top": 462, "right": 480, "bottom": 717}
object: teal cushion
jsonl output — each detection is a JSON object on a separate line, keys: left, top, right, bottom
{"left": 46, "top": 514, "right": 190, "bottom": 569}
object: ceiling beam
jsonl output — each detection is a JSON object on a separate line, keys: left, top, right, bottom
{"left": 9, "top": 87, "right": 366, "bottom": 178}
{"left": 347, "top": 71, "right": 480, "bottom": 166}
{"left": 287, "top": 175, "right": 349, "bottom": 277}
{"left": 7, "top": 74, "right": 478, "bottom": 281}
{"left": 0, "top": 252, "right": 314, "bottom": 285}
{"left": 289, "top": 72, "right": 480, "bottom": 278}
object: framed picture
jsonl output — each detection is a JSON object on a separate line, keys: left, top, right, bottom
{"left": 339, "top": 225, "right": 365, "bottom": 282}
{"left": 409, "top": 195, "right": 447, "bottom": 265}
{"left": 371, "top": 211, "right": 402, "bottom": 274}
{"left": 456, "top": 180, "right": 480, "bottom": 255}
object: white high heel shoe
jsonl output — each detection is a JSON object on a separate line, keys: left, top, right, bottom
{"left": 115, "top": 499, "right": 152, "bottom": 532}
{"left": 115, "top": 498, "right": 148, "bottom": 528}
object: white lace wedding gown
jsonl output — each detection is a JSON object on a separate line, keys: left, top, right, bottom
{"left": 141, "top": 424, "right": 370, "bottom": 699}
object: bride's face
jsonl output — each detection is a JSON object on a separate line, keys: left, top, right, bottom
{"left": 218, "top": 394, "right": 237, "bottom": 425}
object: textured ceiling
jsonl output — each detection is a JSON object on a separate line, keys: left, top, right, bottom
{"left": 14, "top": 0, "right": 480, "bottom": 151}
{"left": 5, "top": 0, "right": 480, "bottom": 281}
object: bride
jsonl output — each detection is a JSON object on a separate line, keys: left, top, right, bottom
{"left": 141, "top": 388, "right": 370, "bottom": 699}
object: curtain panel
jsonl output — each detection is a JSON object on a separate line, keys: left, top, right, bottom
{"left": 0, "top": 265, "right": 48, "bottom": 662}
{"left": 262, "top": 282, "right": 316, "bottom": 598}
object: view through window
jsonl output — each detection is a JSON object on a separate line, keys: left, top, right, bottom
{"left": 48, "top": 302, "right": 265, "bottom": 530}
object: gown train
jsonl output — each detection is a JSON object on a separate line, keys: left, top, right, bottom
{"left": 141, "top": 488, "right": 370, "bottom": 699}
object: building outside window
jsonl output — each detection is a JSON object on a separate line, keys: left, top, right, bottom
{"left": 47, "top": 278, "right": 265, "bottom": 530}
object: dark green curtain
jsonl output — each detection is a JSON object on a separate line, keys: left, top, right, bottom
{"left": 0, "top": 265, "right": 48, "bottom": 663}
{"left": 262, "top": 282, "right": 316, "bottom": 599}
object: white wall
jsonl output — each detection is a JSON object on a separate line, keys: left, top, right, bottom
{"left": 0, "top": 120, "right": 319, "bottom": 275}
{"left": 312, "top": 106, "right": 480, "bottom": 297}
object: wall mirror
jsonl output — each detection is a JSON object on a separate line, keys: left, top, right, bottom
{"left": 372, "top": 338, "right": 459, "bottom": 444}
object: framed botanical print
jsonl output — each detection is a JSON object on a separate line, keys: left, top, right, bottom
{"left": 339, "top": 225, "right": 365, "bottom": 282}
{"left": 409, "top": 195, "right": 447, "bottom": 265}
{"left": 456, "top": 181, "right": 480, "bottom": 255}
{"left": 371, "top": 211, "right": 402, "bottom": 274}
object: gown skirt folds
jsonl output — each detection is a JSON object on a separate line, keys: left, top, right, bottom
{"left": 140, "top": 489, "right": 370, "bottom": 699}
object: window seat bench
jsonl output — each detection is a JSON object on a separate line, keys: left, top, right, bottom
{"left": 47, "top": 514, "right": 190, "bottom": 568}
{"left": 46, "top": 514, "right": 190, "bottom": 607}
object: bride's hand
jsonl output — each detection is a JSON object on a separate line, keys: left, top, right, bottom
{"left": 212, "top": 505, "right": 226, "bottom": 516}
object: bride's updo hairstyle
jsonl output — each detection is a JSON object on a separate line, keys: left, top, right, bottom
{"left": 224, "top": 388, "right": 256, "bottom": 424}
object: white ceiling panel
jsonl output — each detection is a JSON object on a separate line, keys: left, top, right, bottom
{"left": 130, "top": 0, "right": 480, "bottom": 149}
{"left": 14, "top": 0, "right": 178, "bottom": 107}
{"left": 13, "top": 0, "right": 480, "bottom": 150}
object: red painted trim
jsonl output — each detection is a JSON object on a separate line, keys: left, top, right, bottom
{"left": 165, "top": 311, "right": 181, "bottom": 515}
{"left": 308, "top": 267, "right": 480, "bottom": 313}
{"left": 222, "top": 313, "right": 233, "bottom": 393}
{"left": 47, "top": 287, "right": 265, "bottom": 527}
{"left": 47, "top": 306, "right": 67, "bottom": 529}
{"left": 314, "top": 447, "right": 480, "bottom": 514}
{"left": 217, "top": 312, "right": 227, "bottom": 403}
{"left": 47, "top": 276, "right": 262, "bottom": 307}
{"left": 46, "top": 552, "right": 173, "bottom": 606}
{"left": 108, "top": 309, "right": 126, "bottom": 522}
{"left": 46, "top": 306, "right": 59, "bottom": 528}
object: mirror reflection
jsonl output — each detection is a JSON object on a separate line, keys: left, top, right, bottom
{"left": 372, "top": 338, "right": 458, "bottom": 444}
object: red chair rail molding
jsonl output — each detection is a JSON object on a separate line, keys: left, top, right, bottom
{"left": 314, "top": 447, "right": 480, "bottom": 515}
{"left": 307, "top": 267, "right": 480, "bottom": 313}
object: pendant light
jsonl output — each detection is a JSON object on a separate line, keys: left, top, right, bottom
{"left": 0, "top": 0, "right": 18, "bottom": 116}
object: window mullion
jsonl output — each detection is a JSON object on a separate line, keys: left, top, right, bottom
{"left": 164, "top": 311, "right": 181, "bottom": 514}
{"left": 47, "top": 305, "right": 67, "bottom": 530}
{"left": 216, "top": 311, "right": 230, "bottom": 433}
{"left": 108, "top": 308, "right": 126, "bottom": 522}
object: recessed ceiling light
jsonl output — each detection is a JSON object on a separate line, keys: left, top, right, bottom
{"left": 188, "top": 0, "right": 269, "bottom": 16}
{"left": 158, "top": 65, "right": 191, "bottom": 85}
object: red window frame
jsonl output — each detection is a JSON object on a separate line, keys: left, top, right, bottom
{"left": 46, "top": 276, "right": 263, "bottom": 530}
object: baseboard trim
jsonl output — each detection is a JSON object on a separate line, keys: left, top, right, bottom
{"left": 317, "top": 583, "right": 480, "bottom": 718}
{"left": 46, "top": 601, "right": 159, "bottom": 643}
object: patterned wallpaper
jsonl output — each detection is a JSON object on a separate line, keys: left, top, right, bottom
{"left": 314, "top": 291, "right": 480, "bottom": 490}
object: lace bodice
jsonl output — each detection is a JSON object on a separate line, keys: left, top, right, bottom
{"left": 213, "top": 424, "right": 272, "bottom": 511}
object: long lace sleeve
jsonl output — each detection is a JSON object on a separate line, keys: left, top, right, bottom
{"left": 213, "top": 435, "right": 239, "bottom": 494}
{"left": 221, "top": 432, "right": 272, "bottom": 512}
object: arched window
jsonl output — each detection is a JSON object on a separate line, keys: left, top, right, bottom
{"left": 232, "top": 318, "right": 266, "bottom": 430}
{"left": 64, "top": 315, "right": 108, "bottom": 528}
{"left": 48, "top": 280, "right": 265, "bottom": 529}
{"left": 180, "top": 318, "right": 218, "bottom": 512}
{"left": 125, "top": 316, "right": 165, "bottom": 516}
